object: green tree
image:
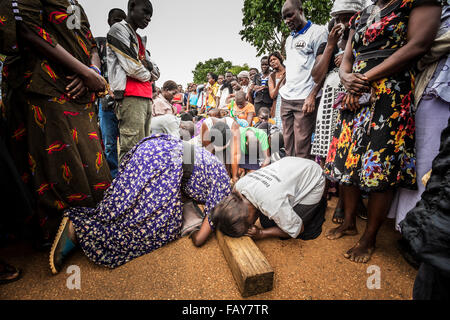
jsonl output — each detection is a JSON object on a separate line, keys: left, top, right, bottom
{"left": 240, "top": 0, "right": 333, "bottom": 56}
{"left": 192, "top": 58, "right": 233, "bottom": 84}
{"left": 228, "top": 64, "right": 250, "bottom": 76}
{"left": 192, "top": 58, "right": 250, "bottom": 84}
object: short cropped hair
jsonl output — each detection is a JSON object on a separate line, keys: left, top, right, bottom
{"left": 162, "top": 80, "right": 178, "bottom": 91}
{"left": 211, "top": 192, "right": 250, "bottom": 238}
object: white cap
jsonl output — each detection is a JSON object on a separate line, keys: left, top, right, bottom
{"left": 237, "top": 71, "right": 250, "bottom": 79}
{"left": 330, "top": 0, "right": 365, "bottom": 17}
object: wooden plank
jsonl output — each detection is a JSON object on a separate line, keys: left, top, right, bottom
{"left": 216, "top": 230, "right": 274, "bottom": 297}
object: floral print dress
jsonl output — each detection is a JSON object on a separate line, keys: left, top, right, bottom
{"left": 1, "top": 0, "right": 112, "bottom": 237}
{"left": 324, "top": 0, "right": 442, "bottom": 191}
{"left": 65, "top": 134, "right": 231, "bottom": 268}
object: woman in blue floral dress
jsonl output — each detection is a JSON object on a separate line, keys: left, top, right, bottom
{"left": 323, "top": 0, "right": 442, "bottom": 263}
{"left": 49, "top": 134, "right": 231, "bottom": 273}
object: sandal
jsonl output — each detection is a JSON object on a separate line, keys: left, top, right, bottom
{"left": 332, "top": 207, "right": 345, "bottom": 224}
{"left": 0, "top": 260, "right": 22, "bottom": 285}
{"left": 49, "top": 217, "right": 76, "bottom": 275}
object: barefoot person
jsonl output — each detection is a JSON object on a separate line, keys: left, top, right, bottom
{"left": 206, "top": 157, "right": 326, "bottom": 242}
{"left": 324, "top": 0, "right": 442, "bottom": 263}
{"left": 49, "top": 134, "right": 231, "bottom": 273}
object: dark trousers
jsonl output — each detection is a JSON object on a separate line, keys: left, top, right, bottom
{"left": 99, "top": 102, "right": 119, "bottom": 179}
{"left": 280, "top": 97, "right": 319, "bottom": 159}
{"left": 259, "top": 197, "right": 327, "bottom": 240}
{"left": 413, "top": 262, "right": 450, "bottom": 300}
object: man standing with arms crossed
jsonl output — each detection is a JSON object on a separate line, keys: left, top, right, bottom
{"left": 107, "top": 0, "right": 159, "bottom": 162}
{"left": 279, "top": 0, "right": 327, "bottom": 159}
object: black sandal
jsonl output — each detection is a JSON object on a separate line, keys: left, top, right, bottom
{"left": 0, "top": 260, "right": 22, "bottom": 285}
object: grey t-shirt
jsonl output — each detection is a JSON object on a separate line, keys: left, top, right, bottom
{"left": 235, "top": 157, "right": 325, "bottom": 238}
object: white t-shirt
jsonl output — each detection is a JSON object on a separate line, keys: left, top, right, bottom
{"left": 279, "top": 24, "right": 327, "bottom": 101}
{"left": 219, "top": 87, "right": 231, "bottom": 109}
{"left": 235, "top": 157, "right": 325, "bottom": 238}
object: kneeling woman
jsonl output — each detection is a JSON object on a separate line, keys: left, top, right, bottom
{"left": 209, "top": 157, "right": 327, "bottom": 241}
{"left": 50, "top": 134, "right": 231, "bottom": 273}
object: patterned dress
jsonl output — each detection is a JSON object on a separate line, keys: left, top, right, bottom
{"left": 324, "top": 0, "right": 442, "bottom": 192}
{"left": 66, "top": 134, "right": 231, "bottom": 268}
{"left": 1, "top": 0, "right": 111, "bottom": 236}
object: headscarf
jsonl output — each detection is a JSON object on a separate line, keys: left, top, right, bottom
{"left": 330, "top": 0, "right": 366, "bottom": 17}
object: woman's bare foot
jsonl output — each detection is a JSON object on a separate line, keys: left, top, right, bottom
{"left": 326, "top": 223, "right": 358, "bottom": 240}
{"left": 344, "top": 238, "right": 375, "bottom": 263}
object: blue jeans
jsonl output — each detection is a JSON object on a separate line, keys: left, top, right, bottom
{"left": 98, "top": 102, "right": 119, "bottom": 179}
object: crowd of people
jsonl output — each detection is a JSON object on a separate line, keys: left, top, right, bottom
{"left": 0, "top": 0, "right": 449, "bottom": 300}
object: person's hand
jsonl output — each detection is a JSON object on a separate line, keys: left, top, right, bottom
{"left": 340, "top": 72, "right": 370, "bottom": 95}
{"left": 302, "top": 94, "right": 316, "bottom": 114}
{"left": 328, "top": 24, "right": 344, "bottom": 46}
{"left": 80, "top": 68, "right": 107, "bottom": 92}
{"left": 335, "top": 54, "right": 344, "bottom": 68}
{"left": 66, "top": 75, "right": 88, "bottom": 100}
{"left": 261, "top": 157, "right": 271, "bottom": 168}
{"left": 245, "top": 225, "right": 264, "bottom": 240}
{"left": 342, "top": 93, "right": 361, "bottom": 112}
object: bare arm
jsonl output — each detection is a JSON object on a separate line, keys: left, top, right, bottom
{"left": 311, "top": 25, "right": 342, "bottom": 83}
{"left": 190, "top": 218, "right": 213, "bottom": 247}
{"left": 269, "top": 71, "right": 286, "bottom": 99}
{"left": 364, "top": 5, "right": 441, "bottom": 82}
{"left": 302, "top": 81, "right": 323, "bottom": 114}
{"left": 231, "top": 122, "right": 242, "bottom": 184}
{"left": 246, "top": 112, "right": 255, "bottom": 127}
{"left": 261, "top": 148, "right": 271, "bottom": 167}
{"left": 338, "top": 29, "right": 370, "bottom": 95}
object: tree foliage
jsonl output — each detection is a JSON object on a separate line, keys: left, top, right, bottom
{"left": 192, "top": 58, "right": 249, "bottom": 84}
{"left": 240, "top": 0, "right": 333, "bottom": 56}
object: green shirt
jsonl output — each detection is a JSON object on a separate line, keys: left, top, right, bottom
{"left": 240, "top": 127, "right": 269, "bottom": 155}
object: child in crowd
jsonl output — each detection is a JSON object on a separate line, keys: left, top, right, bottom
{"left": 253, "top": 107, "right": 276, "bottom": 128}
{"left": 230, "top": 91, "right": 255, "bottom": 127}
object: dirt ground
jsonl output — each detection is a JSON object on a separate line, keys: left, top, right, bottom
{"left": 0, "top": 197, "right": 417, "bottom": 300}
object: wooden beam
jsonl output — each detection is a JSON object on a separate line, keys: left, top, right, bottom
{"left": 216, "top": 230, "right": 274, "bottom": 297}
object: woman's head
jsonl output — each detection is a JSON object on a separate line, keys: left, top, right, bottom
{"left": 211, "top": 192, "right": 250, "bottom": 238}
{"left": 269, "top": 52, "right": 285, "bottom": 70}
{"left": 207, "top": 72, "right": 218, "bottom": 85}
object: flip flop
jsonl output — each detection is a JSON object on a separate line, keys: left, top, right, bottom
{"left": 49, "top": 217, "right": 76, "bottom": 275}
{"left": 0, "top": 261, "right": 22, "bottom": 285}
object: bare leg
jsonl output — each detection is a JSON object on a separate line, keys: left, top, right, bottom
{"left": 326, "top": 185, "right": 359, "bottom": 239}
{"left": 332, "top": 184, "right": 345, "bottom": 224}
{"left": 344, "top": 189, "right": 394, "bottom": 263}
